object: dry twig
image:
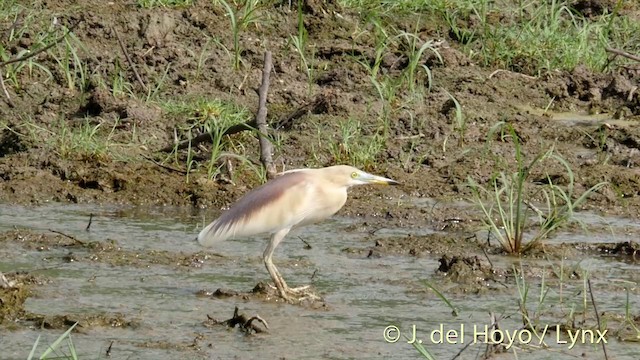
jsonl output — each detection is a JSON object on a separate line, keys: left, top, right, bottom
{"left": 141, "top": 154, "right": 188, "bottom": 175}
{"left": 158, "top": 81, "right": 334, "bottom": 153}
{"left": 587, "top": 279, "right": 610, "bottom": 360}
{"left": 113, "top": 26, "right": 147, "bottom": 92}
{"left": 0, "top": 20, "right": 80, "bottom": 107}
{"left": 48, "top": 229, "right": 86, "bottom": 246}
{"left": 0, "top": 21, "right": 80, "bottom": 68}
{"left": 256, "top": 51, "right": 276, "bottom": 180}
{"left": 606, "top": 47, "right": 640, "bottom": 63}
{"left": 159, "top": 121, "right": 256, "bottom": 152}
{"left": 85, "top": 213, "right": 94, "bottom": 231}
{"left": 206, "top": 306, "right": 269, "bottom": 334}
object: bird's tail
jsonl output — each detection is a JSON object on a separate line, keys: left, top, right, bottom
{"left": 198, "top": 219, "right": 235, "bottom": 247}
{"left": 197, "top": 221, "right": 225, "bottom": 247}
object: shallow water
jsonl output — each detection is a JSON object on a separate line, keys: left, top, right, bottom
{"left": 0, "top": 204, "right": 638, "bottom": 359}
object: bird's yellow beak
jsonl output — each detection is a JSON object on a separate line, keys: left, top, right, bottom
{"left": 362, "top": 173, "right": 400, "bottom": 186}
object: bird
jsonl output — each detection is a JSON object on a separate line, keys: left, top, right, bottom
{"left": 197, "top": 165, "right": 399, "bottom": 302}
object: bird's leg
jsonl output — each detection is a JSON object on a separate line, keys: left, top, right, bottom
{"left": 263, "top": 229, "right": 320, "bottom": 302}
{"left": 264, "top": 229, "right": 294, "bottom": 300}
{"left": 265, "top": 258, "right": 290, "bottom": 300}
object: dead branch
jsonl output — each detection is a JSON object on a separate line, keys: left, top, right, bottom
{"left": 48, "top": 229, "right": 86, "bottom": 246}
{"left": 0, "top": 21, "right": 80, "bottom": 68}
{"left": 105, "top": 340, "right": 114, "bottom": 357}
{"left": 523, "top": 200, "right": 546, "bottom": 219}
{"left": 479, "top": 244, "right": 494, "bottom": 269}
{"left": 206, "top": 306, "right": 269, "bottom": 334}
{"left": 606, "top": 47, "right": 640, "bottom": 63}
{"left": 256, "top": 51, "right": 276, "bottom": 180}
{"left": 141, "top": 154, "right": 188, "bottom": 174}
{"left": 113, "top": 26, "right": 147, "bottom": 92}
{"left": 299, "top": 236, "right": 312, "bottom": 250}
{"left": 273, "top": 89, "right": 337, "bottom": 130}
{"left": 158, "top": 121, "right": 256, "bottom": 152}
{"left": 85, "top": 213, "right": 93, "bottom": 231}
{"left": 588, "top": 279, "right": 609, "bottom": 360}
{"left": 488, "top": 69, "right": 536, "bottom": 80}
{"left": 0, "top": 20, "right": 80, "bottom": 107}
{"left": 158, "top": 87, "right": 335, "bottom": 153}
{"left": 244, "top": 315, "right": 270, "bottom": 331}
{"left": 484, "top": 312, "right": 506, "bottom": 357}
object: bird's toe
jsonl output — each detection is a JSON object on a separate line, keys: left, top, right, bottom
{"left": 287, "top": 285, "right": 311, "bottom": 294}
{"left": 283, "top": 286, "right": 322, "bottom": 303}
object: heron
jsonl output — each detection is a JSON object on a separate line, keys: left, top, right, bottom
{"left": 197, "top": 165, "right": 399, "bottom": 302}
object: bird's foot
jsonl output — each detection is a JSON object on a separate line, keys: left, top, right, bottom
{"left": 269, "top": 283, "right": 322, "bottom": 303}
{"left": 286, "top": 285, "right": 311, "bottom": 294}
{"left": 283, "top": 284, "right": 322, "bottom": 302}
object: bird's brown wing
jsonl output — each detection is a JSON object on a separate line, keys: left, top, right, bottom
{"left": 197, "top": 171, "right": 320, "bottom": 246}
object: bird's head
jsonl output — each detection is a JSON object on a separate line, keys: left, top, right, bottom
{"left": 332, "top": 165, "right": 399, "bottom": 187}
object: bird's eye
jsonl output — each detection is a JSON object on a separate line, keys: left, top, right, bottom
{"left": 351, "top": 172, "right": 358, "bottom": 179}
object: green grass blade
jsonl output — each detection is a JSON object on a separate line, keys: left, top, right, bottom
{"left": 39, "top": 322, "right": 78, "bottom": 359}
{"left": 422, "top": 280, "right": 459, "bottom": 317}
{"left": 27, "top": 335, "right": 41, "bottom": 360}
{"left": 407, "top": 336, "right": 438, "bottom": 360}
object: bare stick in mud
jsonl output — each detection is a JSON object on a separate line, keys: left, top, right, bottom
{"left": 48, "top": 229, "right": 86, "bottom": 246}
{"left": 113, "top": 26, "right": 147, "bottom": 92}
{"left": 106, "top": 340, "right": 114, "bottom": 357}
{"left": 273, "top": 89, "right": 337, "bottom": 130}
{"left": 86, "top": 213, "right": 93, "bottom": 231}
{"left": 605, "top": 47, "right": 640, "bottom": 63}
{"left": 157, "top": 90, "right": 334, "bottom": 153}
{"left": 158, "top": 121, "right": 256, "bottom": 152}
{"left": 256, "top": 51, "right": 277, "bottom": 180}
{"left": 0, "top": 20, "right": 80, "bottom": 107}
{"left": 587, "top": 279, "right": 610, "bottom": 360}
{"left": 141, "top": 154, "right": 188, "bottom": 174}
{"left": 299, "top": 236, "right": 312, "bottom": 250}
{"left": 484, "top": 312, "right": 504, "bottom": 357}
{"left": 207, "top": 306, "right": 269, "bottom": 334}
{"left": 0, "top": 21, "right": 80, "bottom": 68}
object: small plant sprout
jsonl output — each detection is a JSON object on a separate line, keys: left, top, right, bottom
{"left": 215, "top": 0, "right": 263, "bottom": 70}
{"left": 50, "top": 29, "right": 90, "bottom": 93}
{"left": 396, "top": 29, "right": 442, "bottom": 93}
{"left": 28, "top": 322, "right": 79, "bottom": 360}
{"left": 289, "top": 0, "right": 315, "bottom": 95}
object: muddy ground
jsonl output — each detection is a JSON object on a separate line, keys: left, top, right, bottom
{"left": 0, "top": 0, "right": 639, "bottom": 214}
{"left": 1, "top": 0, "right": 639, "bottom": 358}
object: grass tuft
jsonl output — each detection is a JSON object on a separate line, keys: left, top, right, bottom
{"left": 468, "top": 123, "right": 607, "bottom": 253}
{"left": 341, "top": 0, "right": 640, "bottom": 74}
{"left": 214, "top": 0, "right": 263, "bottom": 70}
{"left": 161, "top": 98, "right": 258, "bottom": 182}
{"left": 323, "top": 117, "right": 385, "bottom": 170}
